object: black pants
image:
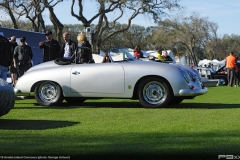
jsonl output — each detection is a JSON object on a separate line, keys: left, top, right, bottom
{"left": 227, "top": 68, "right": 235, "bottom": 86}
{"left": 18, "top": 62, "right": 31, "bottom": 77}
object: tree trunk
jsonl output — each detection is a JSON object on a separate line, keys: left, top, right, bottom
{"left": 38, "top": 14, "right": 46, "bottom": 32}
{"left": 8, "top": 9, "right": 18, "bottom": 29}
{"left": 48, "top": 6, "right": 64, "bottom": 43}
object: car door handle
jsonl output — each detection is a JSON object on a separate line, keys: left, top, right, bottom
{"left": 72, "top": 71, "right": 80, "bottom": 75}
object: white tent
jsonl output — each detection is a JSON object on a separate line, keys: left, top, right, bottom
{"left": 219, "top": 59, "right": 226, "bottom": 67}
{"left": 198, "top": 59, "right": 212, "bottom": 67}
{"left": 211, "top": 59, "right": 220, "bottom": 65}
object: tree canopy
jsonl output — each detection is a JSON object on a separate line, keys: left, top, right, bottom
{"left": 1, "top": 0, "right": 240, "bottom": 63}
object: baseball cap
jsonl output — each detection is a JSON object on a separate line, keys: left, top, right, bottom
{"left": 45, "top": 31, "right": 52, "bottom": 36}
{"left": 20, "top": 37, "right": 26, "bottom": 42}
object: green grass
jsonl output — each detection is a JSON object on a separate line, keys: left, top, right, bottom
{"left": 1, "top": 86, "right": 240, "bottom": 159}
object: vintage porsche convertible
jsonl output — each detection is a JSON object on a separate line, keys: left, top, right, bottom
{"left": 14, "top": 47, "right": 208, "bottom": 108}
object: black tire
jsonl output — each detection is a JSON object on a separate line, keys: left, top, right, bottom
{"left": 0, "top": 78, "right": 15, "bottom": 117}
{"left": 34, "top": 81, "right": 64, "bottom": 106}
{"left": 65, "top": 97, "right": 86, "bottom": 104}
{"left": 54, "top": 58, "right": 72, "bottom": 65}
{"left": 138, "top": 77, "right": 172, "bottom": 108}
{"left": 169, "top": 97, "right": 184, "bottom": 105}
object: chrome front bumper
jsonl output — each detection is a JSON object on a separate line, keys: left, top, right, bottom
{"left": 179, "top": 87, "right": 208, "bottom": 96}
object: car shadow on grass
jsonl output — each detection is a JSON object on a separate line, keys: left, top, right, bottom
{"left": 46, "top": 102, "right": 240, "bottom": 109}
{"left": 176, "top": 103, "right": 240, "bottom": 109}
{"left": 14, "top": 100, "right": 240, "bottom": 109}
{"left": 63, "top": 101, "right": 144, "bottom": 108}
{"left": 0, "top": 119, "right": 80, "bottom": 130}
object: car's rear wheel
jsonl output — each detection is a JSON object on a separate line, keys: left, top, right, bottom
{"left": 65, "top": 97, "right": 86, "bottom": 104}
{"left": 138, "top": 77, "right": 172, "bottom": 108}
{"left": 34, "top": 81, "right": 64, "bottom": 106}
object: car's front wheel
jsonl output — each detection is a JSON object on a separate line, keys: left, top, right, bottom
{"left": 34, "top": 81, "right": 64, "bottom": 106}
{"left": 138, "top": 77, "right": 172, "bottom": 108}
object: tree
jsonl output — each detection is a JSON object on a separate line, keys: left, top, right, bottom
{"left": 41, "top": 0, "right": 64, "bottom": 42}
{"left": 121, "top": 24, "right": 148, "bottom": 49}
{"left": 70, "top": 0, "right": 182, "bottom": 54}
{"left": 220, "top": 34, "right": 240, "bottom": 58}
{"left": 100, "top": 23, "right": 149, "bottom": 51}
{"left": 0, "top": 1, "right": 19, "bottom": 28}
{"left": 13, "top": 0, "right": 46, "bottom": 32}
{"left": 153, "top": 13, "right": 218, "bottom": 66}
{"left": 1, "top": 0, "right": 64, "bottom": 42}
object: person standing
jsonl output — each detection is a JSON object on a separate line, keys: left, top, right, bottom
{"left": 9, "top": 36, "right": 18, "bottom": 86}
{"left": 76, "top": 33, "right": 93, "bottom": 64}
{"left": 13, "top": 37, "right": 33, "bottom": 77}
{"left": 59, "top": 32, "right": 77, "bottom": 61}
{"left": 234, "top": 61, "right": 240, "bottom": 87}
{"left": 0, "top": 35, "right": 11, "bottom": 81}
{"left": 39, "top": 31, "right": 60, "bottom": 62}
{"left": 226, "top": 52, "right": 237, "bottom": 87}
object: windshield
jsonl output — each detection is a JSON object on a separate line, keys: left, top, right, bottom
{"left": 108, "top": 48, "right": 136, "bottom": 62}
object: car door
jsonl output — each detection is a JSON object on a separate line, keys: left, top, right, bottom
{"left": 70, "top": 63, "right": 125, "bottom": 93}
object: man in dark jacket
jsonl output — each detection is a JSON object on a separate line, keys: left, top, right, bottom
{"left": 0, "top": 35, "right": 11, "bottom": 81}
{"left": 39, "top": 31, "right": 61, "bottom": 62}
{"left": 13, "top": 37, "right": 33, "bottom": 77}
{"left": 9, "top": 36, "right": 18, "bottom": 86}
{"left": 59, "top": 32, "right": 77, "bottom": 62}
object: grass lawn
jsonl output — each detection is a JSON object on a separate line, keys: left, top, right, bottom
{"left": 1, "top": 86, "right": 240, "bottom": 159}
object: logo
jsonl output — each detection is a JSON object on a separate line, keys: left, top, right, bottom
{"left": 218, "top": 155, "right": 240, "bottom": 159}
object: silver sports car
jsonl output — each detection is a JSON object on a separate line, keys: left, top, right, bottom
{"left": 15, "top": 47, "right": 207, "bottom": 108}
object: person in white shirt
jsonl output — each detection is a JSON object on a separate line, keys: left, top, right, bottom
{"left": 59, "top": 32, "right": 77, "bottom": 61}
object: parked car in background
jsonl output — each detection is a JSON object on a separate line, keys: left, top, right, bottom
{"left": 14, "top": 47, "right": 208, "bottom": 108}
{"left": 210, "top": 66, "right": 227, "bottom": 85}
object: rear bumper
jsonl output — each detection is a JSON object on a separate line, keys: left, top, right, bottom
{"left": 179, "top": 87, "right": 208, "bottom": 96}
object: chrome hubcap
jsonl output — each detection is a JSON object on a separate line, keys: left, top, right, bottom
{"left": 38, "top": 82, "right": 57, "bottom": 103}
{"left": 143, "top": 81, "right": 165, "bottom": 104}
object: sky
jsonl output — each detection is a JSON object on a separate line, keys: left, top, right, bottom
{"left": 179, "top": 0, "right": 240, "bottom": 36}
{"left": 42, "top": 0, "right": 240, "bottom": 36}
{"left": 1, "top": 0, "right": 239, "bottom": 36}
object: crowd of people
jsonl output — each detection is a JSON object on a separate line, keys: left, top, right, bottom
{"left": 4, "top": 35, "right": 238, "bottom": 89}
{"left": 133, "top": 45, "right": 173, "bottom": 63}
{"left": 225, "top": 52, "right": 240, "bottom": 87}
{"left": 198, "top": 52, "right": 240, "bottom": 87}
{"left": 0, "top": 30, "right": 94, "bottom": 86}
